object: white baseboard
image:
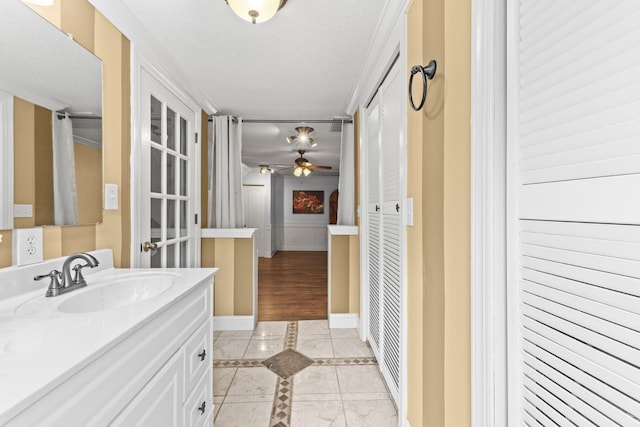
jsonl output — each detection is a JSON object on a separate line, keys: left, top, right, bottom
{"left": 329, "top": 313, "right": 359, "bottom": 329}
{"left": 212, "top": 315, "right": 256, "bottom": 331}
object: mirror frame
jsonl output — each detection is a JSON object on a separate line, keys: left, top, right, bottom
{"left": 0, "top": 91, "right": 13, "bottom": 230}
{"left": 0, "top": 1, "right": 103, "bottom": 229}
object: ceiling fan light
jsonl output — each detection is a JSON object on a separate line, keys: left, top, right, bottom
{"left": 293, "top": 166, "right": 302, "bottom": 177}
{"left": 309, "top": 138, "right": 316, "bottom": 147}
{"left": 259, "top": 166, "right": 267, "bottom": 174}
{"left": 303, "top": 167, "right": 312, "bottom": 176}
{"left": 269, "top": 167, "right": 275, "bottom": 174}
{"left": 286, "top": 135, "right": 295, "bottom": 144}
{"left": 226, "top": 0, "right": 283, "bottom": 24}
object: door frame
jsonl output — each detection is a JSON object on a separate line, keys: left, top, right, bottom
{"left": 470, "top": 0, "right": 509, "bottom": 425}
{"left": 130, "top": 48, "right": 202, "bottom": 268}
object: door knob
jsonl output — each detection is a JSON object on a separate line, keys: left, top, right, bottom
{"left": 142, "top": 241, "right": 158, "bottom": 252}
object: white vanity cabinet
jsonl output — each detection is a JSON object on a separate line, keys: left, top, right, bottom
{"left": 3, "top": 276, "right": 213, "bottom": 427}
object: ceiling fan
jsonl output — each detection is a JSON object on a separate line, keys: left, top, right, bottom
{"left": 286, "top": 126, "right": 317, "bottom": 147}
{"left": 292, "top": 150, "right": 331, "bottom": 177}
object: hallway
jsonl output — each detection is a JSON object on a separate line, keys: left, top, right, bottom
{"left": 213, "top": 320, "right": 397, "bottom": 426}
{"left": 258, "top": 251, "right": 328, "bottom": 321}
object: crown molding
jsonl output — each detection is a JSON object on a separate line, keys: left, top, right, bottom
{"left": 88, "top": 0, "right": 219, "bottom": 114}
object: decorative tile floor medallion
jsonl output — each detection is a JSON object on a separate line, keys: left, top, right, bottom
{"left": 214, "top": 320, "right": 390, "bottom": 427}
{"left": 262, "top": 349, "right": 314, "bottom": 379}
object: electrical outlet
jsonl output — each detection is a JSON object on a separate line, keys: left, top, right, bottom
{"left": 13, "top": 227, "right": 43, "bottom": 266}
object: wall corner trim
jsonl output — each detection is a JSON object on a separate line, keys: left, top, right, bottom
{"left": 327, "top": 225, "right": 358, "bottom": 236}
{"left": 328, "top": 313, "right": 359, "bottom": 329}
{"left": 202, "top": 228, "right": 256, "bottom": 239}
{"left": 212, "top": 315, "right": 256, "bottom": 331}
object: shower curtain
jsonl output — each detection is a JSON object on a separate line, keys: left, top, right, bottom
{"left": 208, "top": 115, "right": 244, "bottom": 228}
{"left": 52, "top": 112, "right": 79, "bottom": 225}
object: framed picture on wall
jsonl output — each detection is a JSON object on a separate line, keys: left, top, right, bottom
{"left": 292, "top": 190, "right": 324, "bottom": 214}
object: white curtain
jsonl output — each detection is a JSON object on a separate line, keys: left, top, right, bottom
{"left": 208, "top": 116, "right": 244, "bottom": 228}
{"left": 337, "top": 120, "right": 355, "bottom": 225}
{"left": 52, "top": 112, "right": 78, "bottom": 225}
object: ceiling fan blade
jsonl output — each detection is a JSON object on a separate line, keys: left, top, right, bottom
{"left": 309, "top": 165, "right": 332, "bottom": 169}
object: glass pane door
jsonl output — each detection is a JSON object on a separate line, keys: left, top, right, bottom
{"left": 138, "top": 69, "right": 196, "bottom": 268}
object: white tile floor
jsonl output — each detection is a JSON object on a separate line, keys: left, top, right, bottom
{"left": 213, "top": 320, "right": 398, "bottom": 427}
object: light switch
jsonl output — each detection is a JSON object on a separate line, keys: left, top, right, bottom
{"left": 14, "top": 204, "right": 33, "bottom": 218}
{"left": 105, "top": 183, "right": 118, "bottom": 210}
{"left": 405, "top": 198, "right": 414, "bottom": 226}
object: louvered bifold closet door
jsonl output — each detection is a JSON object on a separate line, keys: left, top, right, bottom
{"left": 366, "top": 98, "right": 382, "bottom": 353}
{"left": 379, "top": 64, "right": 402, "bottom": 398}
{"left": 510, "top": 1, "right": 640, "bottom": 425}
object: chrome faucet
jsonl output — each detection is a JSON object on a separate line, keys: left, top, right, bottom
{"left": 34, "top": 252, "right": 99, "bottom": 297}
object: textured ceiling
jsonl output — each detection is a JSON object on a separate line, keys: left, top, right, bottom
{"left": 113, "top": 0, "right": 387, "bottom": 173}
{"left": 1, "top": 1, "right": 102, "bottom": 114}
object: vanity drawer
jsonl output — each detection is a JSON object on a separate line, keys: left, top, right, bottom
{"left": 184, "top": 366, "right": 212, "bottom": 427}
{"left": 184, "top": 317, "right": 212, "bottom": 395}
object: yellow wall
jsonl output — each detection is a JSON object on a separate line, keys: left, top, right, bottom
{"left": 405, "top": 0, "right": 471, "bottom": 426}
{"left": 13, "top": 98, "right": 54, "bottom": 228}
{"left": 330, "top": 235, "right": 350, "bottom": 313}
{"left": 0, "top": 0, "right": 131, "bottom": 268}
{"left": 201, "top": 237, "right": 255, "bottom": 316}
{"left": 75, "top": 143, "right": 102, "bottom": 224}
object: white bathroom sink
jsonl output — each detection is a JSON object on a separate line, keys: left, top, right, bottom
{"left": 14, "top": 272, "right": 178, "bottom": 316}
{"left": 57, "top": 274, "right": 175, "bottom": 313}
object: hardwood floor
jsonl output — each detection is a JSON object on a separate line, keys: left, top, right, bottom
{"left": 258, "top": 251, "right": 328, "bottom": 321}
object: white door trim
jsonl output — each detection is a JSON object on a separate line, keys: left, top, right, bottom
{"left": 470, "top": 0, "right": 508, "bottom": 426}
{"left": 0, "top": 91, "right": 14, "bottom": 230}
{"left": 130, "top": 47, "right": 202, "bottom": 267}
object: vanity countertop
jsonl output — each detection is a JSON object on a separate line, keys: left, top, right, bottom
{"left": 0, "top": 265, "right": 217, "bottom": 424}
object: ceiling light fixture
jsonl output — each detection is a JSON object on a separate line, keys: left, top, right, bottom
{"left": 286, "top": 126, "right": 315, "bottom": 146}
{"left": 259, "top": 165, "right": 275, "bottom": 174}
{"left": 225, "top": 0, "right": 288, "bottom": 24}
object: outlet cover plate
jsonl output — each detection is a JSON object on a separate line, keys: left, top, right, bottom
{"left": 13, "top": 227, "right": 43, "bottom": 266}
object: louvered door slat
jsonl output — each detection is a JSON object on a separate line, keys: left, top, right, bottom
{"left": 523, "top": 386, "right": 577, "bottom": 427}
{"left": 522, "top": 274, "right": 640, "bottom": 332}
{"left": 523, "top": 367, "right": 605, "bottom": 427}
{"left": 364, "top": 58, "right": 403, "bottom": 406}
{"left": 368, "top": 213, "right": 381, "bottom": 351}
{"left": 522, "top": 257, "right": 640, "bottom": 300}
{"left": 524, "top": 342, "right": 640, "bottom": 426}
{"left": 382, "top": 213, "right": 401, "bottom": 391}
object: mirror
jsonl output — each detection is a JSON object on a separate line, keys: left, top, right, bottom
{"left": 0, "top": 0, "right": 102, "bottom": 229}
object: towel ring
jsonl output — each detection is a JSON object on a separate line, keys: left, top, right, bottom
{"left": 408, "top": 60, "right": 437, "bottom": 111}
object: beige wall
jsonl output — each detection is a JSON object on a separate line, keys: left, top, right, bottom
{"left": 13, "top": 98, "right": 54, "bottom": 228}
{"left": 201, "top": 237, "right": 255, "bottom": 316}
{"left": 75, "top": 143, "right": 102, "bottom": 225}
{"left": 330, "top": 235, "right": 350, "bottom": 313}
{"left": 0, "top": 0, "right": 131, "bottom": 269}
{"left": 405, "top": 0, "right": 471, "bottom": 426}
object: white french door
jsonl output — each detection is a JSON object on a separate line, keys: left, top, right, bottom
{"left": 364, "top": 58, "right": 404, "bottom": 405}
{"left": 135, "top": 69, "right": 198, "bottom": 268}
{"left": 506, "top": 1, "right": 640, "bottom": 424}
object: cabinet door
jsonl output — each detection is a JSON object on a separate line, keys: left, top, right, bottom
{"left": 110, "top": 350, "right": 185, "bottom": 427}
